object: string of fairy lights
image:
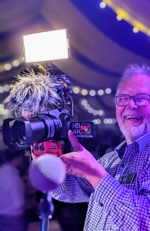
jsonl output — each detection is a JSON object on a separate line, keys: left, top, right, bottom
{"left": 80, "top": 99, "right": 116, "bottom": 125}
{"left": 72, "top": 86, "right": 117, "bottom": 125}
{"left": 99, "top": 0, "right": 150, "bottom": 35}
{"left": 0, "top": 57, "right": 24, "bottom": 72}
{"left": 72, "top": 86, "right": 116, "bottom": 124}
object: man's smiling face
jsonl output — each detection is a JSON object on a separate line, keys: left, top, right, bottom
{"left": 116, "top": 74, "right": 150, "bottom": 144}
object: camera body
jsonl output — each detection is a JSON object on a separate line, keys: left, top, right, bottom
{"left": 2, "top": 108, "right": 94, "bottom": 155}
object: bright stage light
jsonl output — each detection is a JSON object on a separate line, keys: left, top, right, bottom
{"left": 23, "top": 29, "right": 70, "bottom": 63}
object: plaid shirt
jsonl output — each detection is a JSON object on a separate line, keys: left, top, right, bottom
{"left": 49, "top": 132, "right": 150, "bottom": 231}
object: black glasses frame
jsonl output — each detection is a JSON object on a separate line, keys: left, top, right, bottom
{"left": 115, "top": 94, "right": 150, "bottom": 107}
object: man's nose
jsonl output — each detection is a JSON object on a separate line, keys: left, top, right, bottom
{"left": 127, "top": 98, "right": 138, "bottom": 108}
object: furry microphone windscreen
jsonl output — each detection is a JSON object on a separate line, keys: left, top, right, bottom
{"left": 3, "top": 70, "right": 60, "bottom": 114}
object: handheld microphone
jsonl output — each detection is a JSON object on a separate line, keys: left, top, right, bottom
{"left": 29, "top": 154, "right": 66, "bottom": 192}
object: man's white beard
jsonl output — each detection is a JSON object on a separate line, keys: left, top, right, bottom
{"left": 119, "top": 123, "right": 146, "bottom": 142}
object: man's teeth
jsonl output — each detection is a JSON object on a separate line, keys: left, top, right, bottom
{"left": 126, "top": 116, "right": 140, "bottom": 119}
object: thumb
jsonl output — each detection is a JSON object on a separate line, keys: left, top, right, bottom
{"left": 68, "top": 130, "right": 83, "bottom": 152}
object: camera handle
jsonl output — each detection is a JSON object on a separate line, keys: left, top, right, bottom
{"left": 38, "top": 193, "right": 54, "bottom": 231}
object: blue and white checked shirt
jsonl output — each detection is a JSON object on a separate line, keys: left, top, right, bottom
{"left": 49, "top": 132, "right": 150, "bottom": 230}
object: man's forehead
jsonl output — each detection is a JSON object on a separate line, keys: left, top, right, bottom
{"left": 117, "top": 74, "right": 150, "bottom": 94}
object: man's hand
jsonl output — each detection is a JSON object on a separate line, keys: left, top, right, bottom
{"left": 60, "top": 130, "right": 108, "bottom": 189}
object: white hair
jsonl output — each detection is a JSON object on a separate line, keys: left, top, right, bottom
{"left": 116, "top": 64, "right": 150, "bottom": 93}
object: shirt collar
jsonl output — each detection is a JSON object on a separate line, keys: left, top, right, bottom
{"left": 115, "top": 131, "right": 150, "bottom": 158}
{"left": 135, "top": 131, "right": 150, "bottom": 152}
{"left": 115, "top": 140, "right": 127, "bottom": 159}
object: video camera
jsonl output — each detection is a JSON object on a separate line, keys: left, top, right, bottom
{"left": 2, "top": 65, "right": 94, "bottom": 157}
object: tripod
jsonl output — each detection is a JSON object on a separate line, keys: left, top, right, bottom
{"left": 38, "top": 193, "right": 54, "bottom": 231}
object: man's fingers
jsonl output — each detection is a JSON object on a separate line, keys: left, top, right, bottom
{"left": 68, "top": 130, "right": 83, "bottom": 151}
{"left": 60, "top": 152, "right": 76, "bottom": 169}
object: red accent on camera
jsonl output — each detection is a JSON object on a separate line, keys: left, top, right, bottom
{"left": 32, "top": 140, "right": 63, "bottom": 157}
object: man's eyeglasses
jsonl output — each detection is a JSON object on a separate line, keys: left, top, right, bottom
{"left": 115, "top": 94, "right": 150, "bottom": 107}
